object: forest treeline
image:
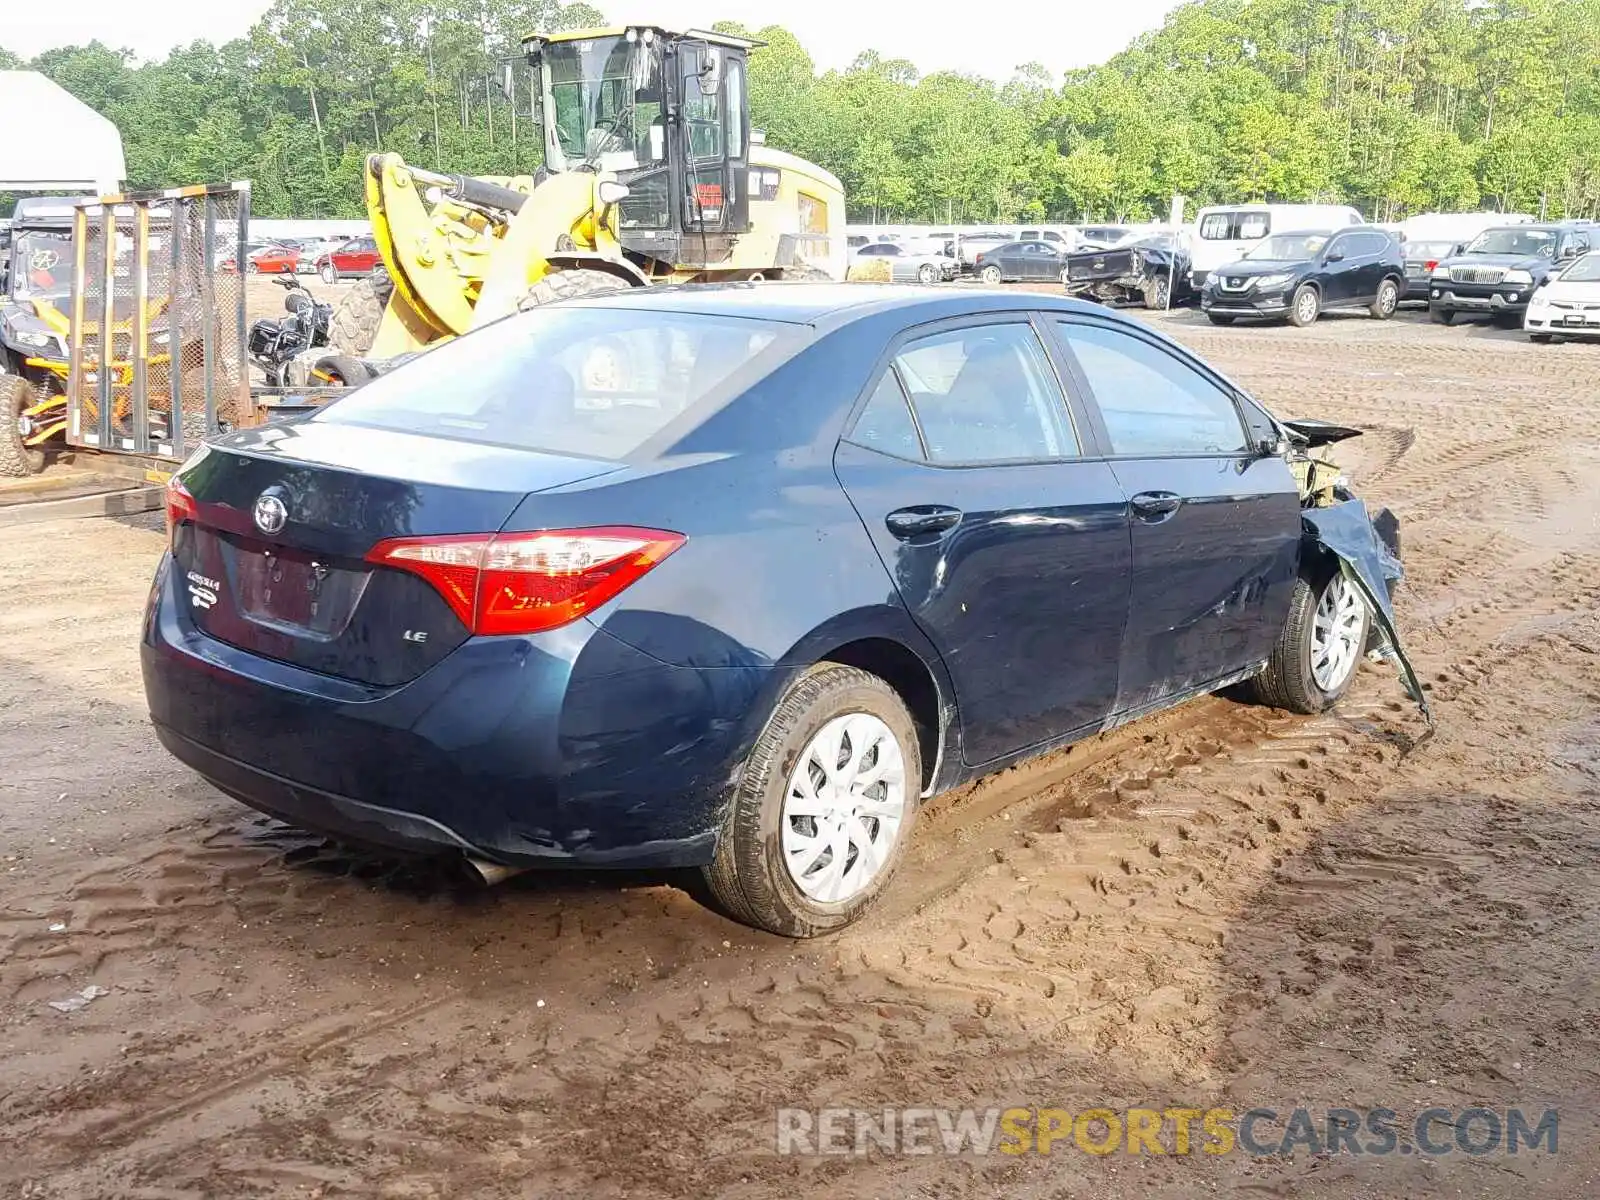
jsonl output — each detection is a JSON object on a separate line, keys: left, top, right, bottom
{"left": 4, "top": 0, "right": 1598, "bottom": 222}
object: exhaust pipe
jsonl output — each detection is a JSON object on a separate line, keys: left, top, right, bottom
{"left": 465, "top": 856, "right": 529, "bottom": 887}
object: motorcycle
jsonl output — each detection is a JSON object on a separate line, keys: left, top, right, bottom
{"left": 247, "top": 277, "right": 373, "bottom": 389}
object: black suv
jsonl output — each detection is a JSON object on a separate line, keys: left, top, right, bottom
{"left": 1428, "top": 223, "right": 1595, "bottom": 326}
{"left": 1201, "top": 226, "right": 1405, "bottom": 327}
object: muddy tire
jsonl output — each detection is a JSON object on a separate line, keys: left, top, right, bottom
{"left": 1242, "top": 560, "right": 1370, "bottom": 715}
{"left": 1142, "top": 274, "right": 1170, "bottom": 309}
{"left": 1288, "top": 283, "right": 1321, "bottom": 327}
{"left": 517, "top": 268, "right": 632, "bottom": 311}
{"left": 702, "top": 664, "right": 920, "bottom": 938}
{"left": 1369, "top": 278, "right": 1400, "bottom": 319}
{"left": 780, "top": 263, "right": 834, "bottom": 282}
{"left": 327, "top": 271, "right": 395, "bottom": 355}
{"left": 0, "top": 374, "right": 46, "bottom": 477}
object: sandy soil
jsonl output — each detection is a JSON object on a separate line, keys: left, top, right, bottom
{"left": 2, "top": 307, "right": 1599, "bottom": 1198}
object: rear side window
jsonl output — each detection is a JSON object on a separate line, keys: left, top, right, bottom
{"left": 1055, "top": 322, "right": 1248, "bottom": 456}
{"left": 1199, "top": 211, "right": 1270, "bottom": 241}
{"left": 849, "top": 372, "right": 923, "bottom": 460}
{"left": 1352, "top": 232, "right": 1391, "bottom": 256}
{"left": 891, "top": 323, "right": 1078, "bottom": 464}
{"left": 315, "top": 307, "right": 796, "bottom": 460}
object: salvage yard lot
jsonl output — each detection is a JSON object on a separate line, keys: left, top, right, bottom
{"left": 2, "top": 308, "right": 1599, "bottom": 1197}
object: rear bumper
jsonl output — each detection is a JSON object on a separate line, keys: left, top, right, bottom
{"left": 141, "top": 553, "right": 769, "bottom": 868}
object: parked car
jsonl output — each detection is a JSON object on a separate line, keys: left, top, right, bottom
{"left": 217, "top": 239, "right": 286, "bottom": 273}
{"left": 1189, "top": 204, "right": 1365, "bottom": 291}
{"left": 145, "top": 284, "right": 1409, "bottom": 937}
{"left": 974, "top": 240, "right": 1068, "bottom": 284}
{"left": 315, "top": 235, "right": 383, "bottom": 283}
{"left": 1201, "top": 226, "right": 1405, "bottom": 327}
{"left": 1065, "top": 232, "right": 1195, "bottom": 308}
{"left": 849, "top": 241, "right": 956, "bottom": 284}
{"left": 1427, "top": 222, "right": 1596, "bottom": 327}
{"left": 1399, "top": 239, "right": 1459, "bottom": 301}
{"left": 292, "top": 238, "right": 344, "bottom": 273}
{"left": 245, "top": 244, "right": 299, "bottom": 275}
{"left": 1524, "top": 251, "right": 1600, "bottom": 343}
{"left": 1074, "top": 224, "right": 1134, "bottom": 249}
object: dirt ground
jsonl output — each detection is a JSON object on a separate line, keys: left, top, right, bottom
{"left": 2, "top": 305, "right": 1599, "bottom": 1198}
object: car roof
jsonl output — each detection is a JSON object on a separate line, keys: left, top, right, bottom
{"left": 559, "top": 282, "right": 1112, "bottom": 330}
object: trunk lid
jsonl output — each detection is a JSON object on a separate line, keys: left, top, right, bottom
{"left": 172, "top": 421, "right": 620, "bottom": 686}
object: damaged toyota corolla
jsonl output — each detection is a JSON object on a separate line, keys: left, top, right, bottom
{"left": 142, "top": 285, "right": 1424, "bottom": 937}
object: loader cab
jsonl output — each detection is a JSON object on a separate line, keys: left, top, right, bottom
{"left": 524, "top": 26, "right": 756, "bottom": 245}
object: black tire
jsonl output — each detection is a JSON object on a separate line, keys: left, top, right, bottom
{"left": 0, "top": 374, "right": 46, "bottom": 477}
{"left": 327, "top": 271, "right": 395, "bottom": 355}
{"left": 1430, "top": 307, "right": 1456, "bottom": 325}
{"left": 917, "top": 263, "right": 938, "bottom": 285}
{"left": 309, "top": 353, "right": 376, "bottom": 387}
{"left": 1369, "top": 278, "right": 1400, "bottom": 319}
{"left": 1529, "top": 332, "right": 1553, "bottom": 344}
{"left": 1143, "top": 275, "right": 1170, "bottom": 309}
{"left": 319, "top": 262, "right": 339, "bottom": 285}
{"left": 1206, "top": 313, "right": 1235, "bottom": 326}
{"left": 702, "top": 663, "right": 921, "bottom": 937}
{"left": 516, "top": 267, "right": 631, "bottom": 311}
{"left": 1288, "top": 283, "right": 1321, "bottom": 327}
{"left": 1241, "top": 559, "right": 1370, "bottom": 715}
{"left": 980, "top": 264, "right": 1002, "bottom": 285}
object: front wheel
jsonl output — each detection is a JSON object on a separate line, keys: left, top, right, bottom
{"left": 0, "top": 374, "right": 46, "bottom": 477}
{"left": 1242, "top": 562, "right": 1370, "bottom": 714}
{"left": 1289, "top": 283, "right": 1321, "bottom": 327}
{"left": 980, "top": 264, "right": 1002, "bottom": 285}
{"left": 702, "top": 664, "right": 920, "bottom": 937}
{"left": 319, "top": 262, "right": 338, "bottom": 285}
{"left": 1369, "top": 278, "right": 1399, "bottom": 319}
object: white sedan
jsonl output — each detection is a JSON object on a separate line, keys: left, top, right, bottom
{"left": 1525, "top": 251, "right": 1600, "bottom": 342}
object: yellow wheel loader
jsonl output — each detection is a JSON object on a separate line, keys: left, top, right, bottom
{"left": 328, "top": 26, "right": 847, "bottom": 361}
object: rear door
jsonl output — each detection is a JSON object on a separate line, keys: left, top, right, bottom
{"left": 834, "top": 316, "right": 1131, "bottom": 766}
{"left": 1048, "top": 317, "right": 1300, "bottom": 708}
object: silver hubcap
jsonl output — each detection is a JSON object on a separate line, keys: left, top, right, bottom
{"left": 781, "top": 713, "right": 907, "bottom": 903}
{"left": 1311, "top": 574, "right": 1365, "bottom": 691}
{"left": 1297, "top": 291, "right": 1317, "bottom": 322}
{"left": 1380, "top": 286, "right": 1396, "bottom": 313}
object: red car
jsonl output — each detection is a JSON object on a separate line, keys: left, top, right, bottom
{"left": 247, "top": 244, "right": 299, "bottom": 274}
{"left": 316, "top": 236, "right": 382, "bottom": 283}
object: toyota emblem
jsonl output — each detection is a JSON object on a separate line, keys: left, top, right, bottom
{"left": 253, "top": 490, "right": 289, "bottom": 536}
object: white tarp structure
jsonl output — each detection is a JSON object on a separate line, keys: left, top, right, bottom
{"left": 0, "top": 71, "right": 126, "bottom": 194}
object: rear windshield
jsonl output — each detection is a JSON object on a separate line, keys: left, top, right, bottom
{"left": 1404, "top": 240, "right": 1457, "bottom": 259}
{"left": 314, "top": 306, "right": 799, "bottom": 459}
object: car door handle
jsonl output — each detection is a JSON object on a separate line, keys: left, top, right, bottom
{"left": 1130, "top": 491, "right": 1183, "bottom": 522}
{"left": 885, "top": 505, "right": 963, "bottom": 540}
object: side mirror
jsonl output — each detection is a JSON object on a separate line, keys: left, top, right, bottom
{"left": 1259, "top": 435, "right": 1289, "bottom": 458}
{"left": 1324, "top": 249, "right": 1345, "bottom": 264}
{"left": 700, "top": 46, "right": 724, "bottom": 93}
{"left": 1453, "top": 243, "right": 1466, "bottom": 256}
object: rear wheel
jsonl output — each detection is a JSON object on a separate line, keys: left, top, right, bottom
{"left": 517, "top": 267, "right": 631, "bottom": 311}
{"left": 917, "top": 263, "right": 938, "bottom": 286}
{"left": 1289, "top": 283, "right": 1321, "bottom": 327}
{"left": 0, "top": 374, "right": 46, "bottom": 477}
{"left": 1143, "top": 274, "right": 1170, "bottom": 309}
{"left": 1369, "top": 278, "right": 1400, "bottom": 319}
{"left": 327, "top": 270, "right": 395, "bottom": 355}
{"left": 703, "top": 664, "right": 920, "bottom": 937}
{"left": 980, "top": 264, "right": 1002, "bottom": 285}
{"left": 1242, "top": 561, "right": 1370, "bottom": 714}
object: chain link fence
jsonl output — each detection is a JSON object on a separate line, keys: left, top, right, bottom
{"left": 67, "top": 183, "right": 249, "bottom": 462}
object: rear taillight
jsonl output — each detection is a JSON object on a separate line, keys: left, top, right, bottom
{"left": 165, "top": 475, "right": 197, "bottom": 547}
{"left": 367, "top": 527, "right": 686, "bottom": 636}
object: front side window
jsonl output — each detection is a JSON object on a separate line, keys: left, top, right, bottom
{"left": 726, "top": 59, "right": 744, "bottom": 157}
{"left": 891, "top": 324, "right": 1077, "bottom": 464}
{"left": 316, "top": 307, "right": 796, "bottom": 460}
{"left": 1056, "top": 322, "right": 1247, "bottom": 457}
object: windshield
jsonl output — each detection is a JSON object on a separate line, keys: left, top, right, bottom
{"left": 541, "top": 36, "right": 665, "bottom": 172}
{"left": 314, "top": 307, "right": 799, "bottom": 460}
{"left": 1559, "top": 252, "right": 1600, "bottom": 283}
{"left": 1245, "top": 233, "right": 1327, "bottom": 261}
{"left": 10, "top": 230, "right": 72, "bottom": 301}
{"left": 1464, "top": 228, "right": 1556, "bottom": 257}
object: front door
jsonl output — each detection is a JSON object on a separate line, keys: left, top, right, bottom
{"left": 1319, "top": 232, "right": 1361, "bottom": 305}
{"left": 1050, "top": 317, "right": 1301, "bottom": 708}
{"left": 835, "top": 317, "right": 1132, "bottom": 765}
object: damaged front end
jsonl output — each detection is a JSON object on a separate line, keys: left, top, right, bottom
{"left": 1282, "top": 418, "right": 1433, "bottom": 730}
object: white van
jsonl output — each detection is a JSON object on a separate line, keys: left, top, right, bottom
{"left": 1189, "top": 204, "right": 1365, "bottom": 287}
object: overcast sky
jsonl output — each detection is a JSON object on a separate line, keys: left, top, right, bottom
{"left": 8, "top": 0, "right": 1185, "bottom": 81}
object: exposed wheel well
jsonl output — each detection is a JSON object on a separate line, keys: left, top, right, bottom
{"left": 820, "top": 637, "right": 942, "bottom": 793}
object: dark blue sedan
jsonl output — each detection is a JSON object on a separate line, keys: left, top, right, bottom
{"left": 143, "top": 284, "right": 1402, "bottom": 936}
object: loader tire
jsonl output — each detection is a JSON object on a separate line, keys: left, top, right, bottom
{"left": 782, "top": 263, "right": 835, "bottom": 282}
{"left": 517, "top": 268, "right": 632, "bottom": 311}
{"left": 328, "top": 270, "right": 395, "bottom": 356}
{"left": 0, "top": 374, "right": 46, "bottom": 477}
